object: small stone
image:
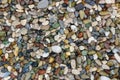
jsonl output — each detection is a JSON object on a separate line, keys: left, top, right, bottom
{"left": 8, "top": 38, "right": 15, "bottom": 42}
{"left": 105, "top": 0, "right": 115, "bottom": 4}
{"left": 81, "top": 50, "right": 88, "bottom": 56}
{"left": 37, "top": 0, "right": 49, "bottom": 8}
{"left": 65, "top": 52, "right": 71, "bottom": 57}
{"left": 75, "top": 3, "right": 84, "bottom": 11}
{"left": 52, "top": 22, "right": 60, "bottom": 29}
{"left": 88, "top": 37, "right": 97, "bottom": 43}
{"left": 71, "top": 59, "right": 76, "bottom": 69}
{"left": 79, "top": 10, "right": 85, "bottom": 19}
{"left": 20, "top": 19, "right": 27, "bottom": 26}
{"left": 49, "top": 57, "right": 54, "bottom": 63}
{"left": 93, "top": 54, "right": 98, "bottom": 60}
{"left": 16, "top": 4, "right": 23, "bottom": 10}
{"left": 20, "top": 28, "right": 28, "bottom": 35}
{"left": 51, "top": 45, "right": 62, "bottom": 53}
{"left": 88, "top": 50, "right": 96, "bottom": 55}
{"left": 42, "top": 52, "right": 49, "bottom": 58}
{"left": 100, "top": 11, "right": 110, "bottom": 16}
{"left": 67, "top": 7, "right": 75, "bottom": 12}
{"left": 64, "top": 66, "right": 68, "bottom": 74}
{"left": 110, "top": 27, "right": 115, "bottom": 35}
{"left": 78, "top": 32, "right": 83, "bottom": 38}
{"left": 102, "top": 64, "right": 110, "bottom": 69}
{"left": 14, "top": 46, "right": 19, "bottom": 56}
{"left": 41, "top": 25, "right": 50, "bottom": 30}
{"left": 105, "top": 31, "right": 110, "bottom": 37}
{"left": 0, "top": 49, "right": 3, "bottom": 55}
{"left": 79, "top": 46, "right": 85, "bottom": 50}
{"left": 114, "top": 53, "right": 120, "bottom": 63}
{"left": 38, "top": 70, "right": 46, "bottom": 75}
{"left": 96, "top": 45, "right": 101, "bottom": 51}
{"left": 106, "top": 19, "right": 112, "bottom": 26}
{"left": 70, "top": 25, "right": 77, "bottom": 32}
{"left": 100, "top": 76, "right": 110, "bottom": 80}
{"left": 70, "top": 46, "right": 74, "bottom": 52}
{"left": 0, "top": 31, "right": 6, "bottom": 37}
{"left": 72, "top": 69, "right": 80, "bottom": 75}
{"left": 2, "top": 0, "right": 8, "bottom": 4}
{"left": 96, "top": 16, "right": 101, "bottom": 21}
{"left": 42, "top": 21, "right": 49, "bottom": 26}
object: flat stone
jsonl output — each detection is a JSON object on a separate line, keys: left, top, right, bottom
{"left": 51, "top": 45, "right": 62, "bottom": 53}
{"left": 0, "top": 31, "right": 6, "bottom": 37}
{"left": 114, "top": 53, "right": 120, "bottom": 63}
{"left": 72, "top": 69, "right": 80, "bottom": 75}
{"left": 100, "top": 76, "right": 110, "bottom": 80}
{"left": 71, "top": 59, "right": 76, "bottom": 69}
{"left": 20, "top": 28, "right": 28, "bottom": 35}
{"left": 37, "top": 0, "right": 49, "bottom": 8}
{"left": 21, "top": 19, "right": 27, "bottom": 26}
{"left": 79, "top": 10, "right": 85, "bottom": 19}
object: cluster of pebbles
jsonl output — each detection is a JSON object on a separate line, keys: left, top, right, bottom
{"left": 0, "top": 0, "right": 120, "bottom": 80}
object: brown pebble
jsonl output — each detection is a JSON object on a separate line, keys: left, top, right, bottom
{"left": 38, "top": 70, "right": 46, "bottom": 75}
{"left": 55, "top": 67, "right": 60, "bottom": 74}
{"left": 78, "top": 32, "right": 83, "bottom": 38}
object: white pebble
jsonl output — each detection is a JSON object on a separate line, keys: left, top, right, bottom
{"left": 114, "top": 53, "right": 120, "bottom": 63}
{"left": 71, "top": 59, "right": 76, "bottom": 69}
{"left": 93, "top": 54, "right": 98, "bottom": 60}
{"left": 5, "top": 53, "right": 9, "bottom": 59}
{"left": 20, "top": 28, "right": 28, "bottom": 35}
{"left": 8, "top": 38, "right": 15, "bottom": 42}
{"left": 42, "top": 21, "right": 49, "bottom": 25}
{"left": 79, "top": 46, "right": 85, "bottom": 50}
{"left": 54, "top": 35, "right": 60, "bottom": 41}
{"left": 105, "top": 0, "right": 115, "bottom": 4}
{"left": 88, "top": 37, "right": 97, "bottom": 43}
{"left": 21, "top": 19, "right": 27, "bottom": 26}
{"left": 0, "top": 44, "right": 5, "bottom": 49}
{"left": 100, "top": 76, "right": 110, "bottom": 80}
{"left": 51, "top": 45, "right": 62, "bottom": 53}
{"left": 70, "top": 25, "right": 77, "bottom": 32}
{"left": 70, "top": 46, "right": 74, "bottom": 52}
{"left": 16, "top": 4, "right": 23, "bottom": 10}
{"left": 110, "top": 27, "right": 115, "bottom": 35}
{"left": 42, "top": 52, "right": 49, "bottom": 58}
{"left": 96, "top": 16, "right": 101, "bottom": 21}
{"left": 72, "top": 69, "right": 80, "bottom": 75}
{"left": 89, "top": 26, "right": 93, "bottom": 32}
{"left": 102, "top": 64, "right": 110, "bottom": 69}
{"left": 67, "top": 7, "right": 75, "bottom": 12}
{"left": 105, "top": 31, "right": 110, "bottom": 37}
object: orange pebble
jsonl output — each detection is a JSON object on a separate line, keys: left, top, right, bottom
{"left": 78, "top": 32, "right": 83, "bottom": 38}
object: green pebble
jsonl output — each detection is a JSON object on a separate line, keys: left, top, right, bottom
{"left": 85, "top": 23, "right": 91, "bottom": 28}
{"left": 0, "top": 31, "right": 6, "bottom": 37}
{"left": 88, "top": 50, "right": 96, "bottom": 55}
{"left": 3, "top": 40, "right": 9, "bottom": 45}
{"left": 61, "top": 53, "right": 65, "bottom": 61}
{"left": 87, "top": 59, "right": 91, "bottom": 65}
{"left": 52, "top": 22, "right": 60, "bottom": 29}
{"left": 81, "top": 50, "right": 88, "bottom": 56}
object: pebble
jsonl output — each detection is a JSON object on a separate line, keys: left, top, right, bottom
{"left": 71, "top": 59, "right": 76, "bottom": 69}
{"left": 51, "top": 45, "right": 62, "bottom": 53}
{"left": 100, "top": 76, "right": 110, "bottom": 80}
{"left": 70, "top": 25, "right": 77, "bottom": 32}
{"left": 114, "top": 53, "right": 120, "bottom": 63}
{"left": 37, "top": 0, "right": 49, "bottom": 8}
{"left": 8, "top": 38, "right": 15, "bottom": 42}
{"left": 72, "top": 69, "right": 80, "bottom": 75}
{"left": 20, "top": 28, "right": 28, "bottom": 35}
{"left": 79, "top": 10, "right": 85, "bottom": 19}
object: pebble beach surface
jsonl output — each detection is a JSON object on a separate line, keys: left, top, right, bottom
{"left": 0, "top": 0, "right": 120, "bottom": 80}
